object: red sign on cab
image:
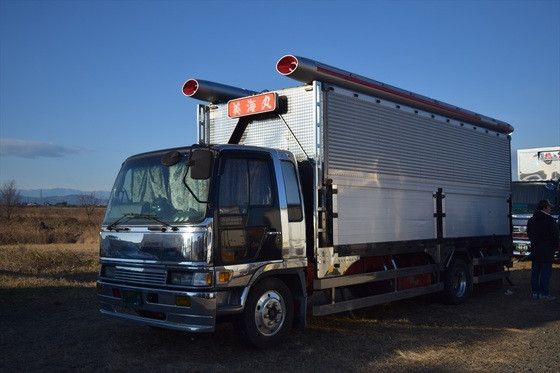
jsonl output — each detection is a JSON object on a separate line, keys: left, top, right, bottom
{"left": 228, "top": 92, "right": 278, "bottom": 118}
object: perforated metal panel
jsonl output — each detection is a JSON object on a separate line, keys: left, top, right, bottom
{"left": 203, "top": 85, "right": 319, "bottom": 161}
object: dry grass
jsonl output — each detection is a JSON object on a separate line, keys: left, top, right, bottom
{"left": 0, "top": 244, "right": 99, "bottom": 288}
{"left": 0, "top": 206, "right": 104, "bottom": 245}
{"left": 1, "top": 207, "right": 560, "bottom": 372}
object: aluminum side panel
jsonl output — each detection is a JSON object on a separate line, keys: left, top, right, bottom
{"left": 333, "top": 183, "right": 435, "bottom": 245}
{"left": 323, "top": 89, "right": 511, "bottom": 190}
{"left": 324, "top": 89, "right": 511, "bottom": 246}
{"left": 444, "top": 191, "right": 510, "bottom": 238}
{"left": 332, "top": 176, "right": 510, "bottom": 245}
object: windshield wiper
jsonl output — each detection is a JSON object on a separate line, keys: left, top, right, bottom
{"left": 106, "top": 214, "right": 132, "bottom": 231}
{"left": 107, "top": 213, "right": 178, "bottom": 232}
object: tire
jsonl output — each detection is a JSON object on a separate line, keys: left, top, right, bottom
{"left": 442, "top": 258, "right": 471, "bottom": 305}
{"left": 242, "top": 277, "right": 293, "bottom": 349}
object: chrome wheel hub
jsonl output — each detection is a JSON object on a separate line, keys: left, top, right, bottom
{"left": 253, "top": 290, "right": 285, "bottom": 336}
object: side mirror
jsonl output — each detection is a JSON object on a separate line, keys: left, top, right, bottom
{"left": 189, "top": 149, "right": 213, "bottom": 180}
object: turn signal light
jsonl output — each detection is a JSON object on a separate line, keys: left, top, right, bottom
{"left": 218, "top": 271, "right": 231, "bottom": 283}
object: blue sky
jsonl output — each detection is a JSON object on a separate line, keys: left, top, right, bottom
{"left": 1, "top": 0, "right": 559, "bottom": 191}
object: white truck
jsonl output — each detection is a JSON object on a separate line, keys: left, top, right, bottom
{"left": 517, "top": 147, "right": 560, "bottom": 182}
{"left": 96, "top": 55, "right": 514, "bottom": 348}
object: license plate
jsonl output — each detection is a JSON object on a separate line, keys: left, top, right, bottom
{"left": 122, "top": 290, "right": 142, "bottom": 306}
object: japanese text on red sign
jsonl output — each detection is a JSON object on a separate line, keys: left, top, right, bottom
{"left": 228, "top": 93, "right": 278, "bottom": 118}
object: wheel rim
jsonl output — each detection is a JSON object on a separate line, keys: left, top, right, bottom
{"left": 253, "top": 290, "right": 285, "bottom": 336}
{"left": 453, "top": 268, "right": 467, "bottom": 298}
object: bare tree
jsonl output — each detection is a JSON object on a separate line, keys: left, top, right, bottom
{"left": 78, "top": 191, "right": 100, "bottom": 220}
{"left": 0, "top": 179, "right": 21, "bottom": 221}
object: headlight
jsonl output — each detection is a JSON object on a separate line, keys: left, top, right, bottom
{"left": 169, "top": 271, "right": 212, "bottom": 286}
{"left": 102, "top": 265, "right": 116, "bottom": 278}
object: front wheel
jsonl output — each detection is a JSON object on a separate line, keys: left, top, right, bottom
{"left": 242, "top": 277, "right": 293, "bottom": 349}
{"left": 442, "top": 258, "right": 472, "bottom": 305}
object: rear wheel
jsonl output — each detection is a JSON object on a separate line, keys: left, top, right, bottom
{"left": 443, "top": 258, "right": 471, "bottom": 304}
{"left": 242, "top": 277, "right": 293, "bottom": 349}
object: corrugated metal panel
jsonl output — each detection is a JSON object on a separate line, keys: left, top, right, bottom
{"left": 324, "top": 91, "right": 511, "bottom": 189}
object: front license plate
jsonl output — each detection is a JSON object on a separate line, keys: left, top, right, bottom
{"left": 516, "top": 246, "right": 528, "bottom": 254}
{"left": 122, "top": 290, "right": 142, "bottom": 306}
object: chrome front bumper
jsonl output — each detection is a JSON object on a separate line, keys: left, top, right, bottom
{"left": 97, "top": 280, "right": 217, "bottom": 332}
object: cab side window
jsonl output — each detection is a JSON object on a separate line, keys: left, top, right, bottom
{"left": 218, "top": 158, "right": 273, "bottom": 215}
{"left": 219, "top": 158, "right": 249, "bottom": 215}
{"left": 281, "top": 161, "right": 303, "bottom": 222}
{"left": 248, "top": 159, "right": 273, "bottom": 206}
{"left": 218, "top": 157, "right": 275, "bottom": 263}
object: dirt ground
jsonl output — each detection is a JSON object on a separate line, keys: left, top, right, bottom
{"left": 1, "top": 245, "right": 559, "bottom": 372}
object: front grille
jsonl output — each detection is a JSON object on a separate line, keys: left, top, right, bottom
{"left": 114, "top": 266, "right": 167, "bottom": 286}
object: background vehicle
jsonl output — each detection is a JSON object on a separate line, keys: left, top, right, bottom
{"left": 97, "top": 55, "right": 514, "bottom": 348}
{"left": 517, "top": 147, "right": 560, "bottom": 182}
{"left": 512, "top": 147, "right": 560, "bottom": 258}
{"left": 511, "top": 180, "right": 559, "bottom": 258}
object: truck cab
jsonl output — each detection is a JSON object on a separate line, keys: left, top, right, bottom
{"left": 97, "top": 145, "right": 307, "bottom": 347}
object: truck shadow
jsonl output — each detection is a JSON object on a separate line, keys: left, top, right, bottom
{"left": 1, "top": 265, "right": 558, "bottom": 372}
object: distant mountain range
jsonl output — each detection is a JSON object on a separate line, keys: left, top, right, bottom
{"left": 19, "top": 188, "right": 111, "bottom": 206}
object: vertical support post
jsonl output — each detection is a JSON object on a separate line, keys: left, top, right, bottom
{"left": 433, "top": 188, "right": 446, "bottom": 240}
{"left": 197, "top": 104, "right": 209, "bottom": 145}
{"left": 313, "top": 81, "right": 323, "bottom": 253}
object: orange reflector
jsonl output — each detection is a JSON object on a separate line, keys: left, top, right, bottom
{"left": 175, "top": 296, "right": 191, "bottom": 307}
{"left": 218, "top": 272, "right": 231, "bottom": 283}
{"left": 201, "top": 273, "right": 210, "bottom": 285}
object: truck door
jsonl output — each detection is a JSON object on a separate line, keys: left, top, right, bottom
{"left": 216, "top": 151, "right": 282, "bottom": 264}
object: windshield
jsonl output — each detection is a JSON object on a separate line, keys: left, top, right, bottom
{"left": 511, "top": 182, "right": 559, "bottom": 215}
{"left": 103, "top": 149, "right": 210, "bottom": 226}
